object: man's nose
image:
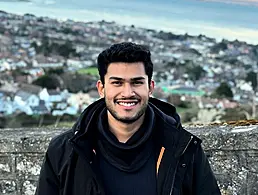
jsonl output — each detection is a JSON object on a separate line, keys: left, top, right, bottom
{"left": 121, "top": 83, "right": 135, "bottom": 97}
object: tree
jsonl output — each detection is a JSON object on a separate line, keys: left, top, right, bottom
{"left": 47, "top": 68, "right": 65, "bottom": 75}
{"left": 32, "top": 74, "right": 63, "bottom": 89}
{"left": 245, "top": 71, "right": 257, "bottom": 91}
{"left": 152, "top": 87, "right": 167, "bottom": 100}
{"left": 40, "top": 37, "right": 52, "bottom": 56}
{"left": 213, "top": 82, "right": 233, "bottom": 98}
{"left": 210, "top": 42, "right": 227, "bottom": 53}
{"left": 186, "top": 65, "right": 206, "bottom": 81}
{"left": 61, "top": 72, "right": 96, "bottom": 93}
{"left": 31, "top": 41, "right": 40, "bottom": 53}
{"left": 58, "top": 41, "right": 76, "bottom": 58}
{"left": 11, "top": 68, "right": 29, "bottom": 77}
{"left": 220, "top": 107, "right": 247, "bottom": 121}
{"left": 165, "top": 61, "right": 177, "bottom": 68}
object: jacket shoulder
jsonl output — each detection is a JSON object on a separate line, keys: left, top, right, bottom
{"left": 48, "top": 129, "right": 74, "bottom": 149}
{"left": 46, "top": 129, "right": 74, "bottom": 173}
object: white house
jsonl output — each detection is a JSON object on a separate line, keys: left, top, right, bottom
{"left": 13, "top": 83, "right": 44, "bottom": 115}
{"left": 64, "top": 106, "right": 78, "bottom": 115}
{"left": 48, "top": 90, "right": 64, "bottom": 102}
{"left": 15, "top": 61, "right": 27, "bottom": 68}
{"left": 52, "top": 105, "right": 79, "bottom": 116}
{"left": 0, "top": 93, "right": 14, "bottom": 115}
{"left": 30, "top": 101, "right": 50, "bottom": 115}
{"left": 0, "top": 60, "right": 11, "bottom": 72}
{"left": 39, "top": 88, "right": 71, "bottom": 112}
{"left": 24, "top": 67, "right": 45, "bottom": 77}
{"left": 41, "top": 89, "right": 70, "bottom": 103}
{"left": 39, "top": 88, "right": 50, "bottom": 102}
{"left": 34, "top": 62, "right": 63, "bottom": 68}
{"left": 14, "top": 90, "right": 40, "bottom": 107}
{"left": 67, "top": 59, "right": 84, "bottom": 69}
{"left": 67, "top": 92, "right": 92, "bottom": 109}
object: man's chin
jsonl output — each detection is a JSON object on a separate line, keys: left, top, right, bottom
{"left": 116, "top": 116, "right": 140, "bottom": 124}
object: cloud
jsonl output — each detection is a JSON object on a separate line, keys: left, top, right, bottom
{"left": 200, "top": 0, "right": 258, "bottom": 6}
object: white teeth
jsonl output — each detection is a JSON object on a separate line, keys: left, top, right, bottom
{"left": 118, "top": 102, "right": 136, "bottom": 107}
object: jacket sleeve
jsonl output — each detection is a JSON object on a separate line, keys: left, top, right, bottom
{"left": 193, "top": 145, "right": 221, "bottom": 195}
{"left": 35, "top": 148, "right": 60, "bottom": 195}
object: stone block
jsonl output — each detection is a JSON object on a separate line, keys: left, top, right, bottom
{"left": 207, "top": 150, "right": 248, "bottom": 194}
{"left": 0, "top": 180, "right": 16, "bottom": 194}
{"left": 20, "top": 137, "right": 51, "bottom": 153}
{"left": 0, "top": 139, "right": 20, "bottom": 154}
{"left": 247, "top": 173, "right": 258, "bottom": 195}
{"left": 21, "top": 180, "right": 37, "bottom": 195}
{"left": 246, "top": 151, "right": 258, "bottom": 173}
{"left": 16, "top": 154, "right": 44, "bottom": 179}
{"left": 187, "top": 125, "right": 258, "bottom": 150}
{"left": 0, "top": 155, "right": 15, "bottom": 180}
{"left": 0, "top": 128, "right": 66, "bottom": 153}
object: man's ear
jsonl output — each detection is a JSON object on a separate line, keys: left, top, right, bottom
{"left": 96, "top": 80, "right": 105, "bottom": 98}
{"left": 149, "top": 80, "right": 155, "bottom": 96}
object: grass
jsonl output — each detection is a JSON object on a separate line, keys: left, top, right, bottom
{"left": 176, "top": 107, "right": 189, "bottom": 114}
{"left": 77, "top": 67, "right": 99, "bottom": 76}
{"left": 43, "top": 121, "right": 74, "bottom": 128}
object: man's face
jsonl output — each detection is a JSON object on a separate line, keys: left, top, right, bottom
{"left": 97, "top": 62, "right": 154, "bottom": 124}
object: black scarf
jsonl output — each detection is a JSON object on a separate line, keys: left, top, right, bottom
{"left": 97, "top": 106, "right": 156, "bottom": 172}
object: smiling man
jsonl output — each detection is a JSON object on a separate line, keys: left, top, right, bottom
{"left": 35, "top": 42, "right": 221, "bottom": 195}
{"left": 97, "top": 61, "right": 154, "bottom": 142}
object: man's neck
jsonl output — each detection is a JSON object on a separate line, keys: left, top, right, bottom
{"left": 107, "top": 112, "right": 145, "bottom": 143}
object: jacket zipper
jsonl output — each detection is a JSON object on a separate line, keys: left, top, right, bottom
{"left": 169, "top": 135, "right": 193, "bottom": 195}
{"left": 181, "top": 136, "right": 193, "bottom": 155}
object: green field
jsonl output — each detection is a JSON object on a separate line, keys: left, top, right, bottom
{"left": 77, "top": 67, "right": 99, "bottom": 76}
{"left": 175, "top": 107, "right": 188, "bottom": 114}
{"left": 45, "top": 121, "right": 74, "bottom": 128}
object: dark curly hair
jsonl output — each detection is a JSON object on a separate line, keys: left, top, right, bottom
{"left": 97, "top": 42, "right": 153, "bottom": 85}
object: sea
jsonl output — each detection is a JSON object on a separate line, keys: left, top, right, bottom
{"left": 0, "top": 0, "right": 258, "bottom": 44}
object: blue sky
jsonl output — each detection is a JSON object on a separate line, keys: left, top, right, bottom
{"left": 1, "top": 0, "right": 258, "bottom": 44}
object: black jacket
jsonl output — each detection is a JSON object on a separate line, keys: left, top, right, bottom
{"left": 35, "top": 97, "right": 221, "bottom": 195}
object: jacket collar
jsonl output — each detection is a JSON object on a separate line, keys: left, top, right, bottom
{"left": 69, "top": 97, "right": 201, "bottom": 160}
{"left": 148, "top": 98, "right": 201, "bottom": 158}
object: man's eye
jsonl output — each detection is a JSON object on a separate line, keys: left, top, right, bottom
{"left": 133, "top": 81, "right": 143, "bottom": 85}
{"left": 112, "top": 81, "right": 122, "bottom": 85}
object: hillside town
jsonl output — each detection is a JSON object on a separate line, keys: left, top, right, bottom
{"left": 1, "top": 10, "right": 258, "bottom": 127}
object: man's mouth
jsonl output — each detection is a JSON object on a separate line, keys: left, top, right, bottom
{"left": 115, "top": 100, "right": 139, "bottom": 107}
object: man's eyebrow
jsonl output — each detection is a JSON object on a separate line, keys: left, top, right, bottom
{"left": 131, "top": 77, "right": 145, "bottom": 81}
{"left": 109, "top": 76, "right": 145, "bottom": 81}
{"left": 109, "top": 77, "right": 123, "bottom": 80}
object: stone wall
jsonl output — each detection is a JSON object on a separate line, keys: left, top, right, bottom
{"left": 0, "top": 125, "right": 257, "bottom": 195}
{"left": 188, "top": 125, "right": 258, "bottom": 195}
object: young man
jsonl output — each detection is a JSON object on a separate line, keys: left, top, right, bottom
{"left": 35, "top": 42, "right": 221, "bottom": 195}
